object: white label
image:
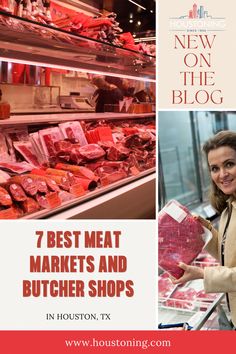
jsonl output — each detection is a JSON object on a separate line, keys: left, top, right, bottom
{"left": 164, "top": 202, "right": 187, "bottom": 223}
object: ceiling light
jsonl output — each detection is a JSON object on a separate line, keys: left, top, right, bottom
{"left": 137, "top": 21, "right": 141, "bottom": 26}
{"left": 128, "top": 0, "right": 146, "bottom": 11}
{"left": 129, "top": 19, "right": 133, "bottom": 23}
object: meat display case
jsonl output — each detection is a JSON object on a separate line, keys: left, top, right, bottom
{"left": 0, "top": 11, "right": 156, "bottom": 220}
{"left": 0, "top": 10, "right": 155, "bottom": 81}
{"left": 158, "top": 254, "right": 226, "bottom": 330}
{"left": 158, "top": 291, "right": 225, "bottom": 330}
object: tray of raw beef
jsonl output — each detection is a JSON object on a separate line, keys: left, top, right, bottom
{"left": 158, "top": 200, "right": 212, "bottom": 279}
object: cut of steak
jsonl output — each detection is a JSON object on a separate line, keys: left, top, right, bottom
{"left": 106, "top": 144, "right": 130, "bottom": 161}
{"left": 78, "top": 144, "right": 105, "bottom": 160}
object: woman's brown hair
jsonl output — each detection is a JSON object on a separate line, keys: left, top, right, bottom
{"left": 203, "top": 130, "right": 236, "bottom": 213}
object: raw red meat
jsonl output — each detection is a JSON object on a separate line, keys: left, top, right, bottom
{"left": 100, "top": 170, "right": 127, "bottom": 186}
{"left": 78, "top": 144, "right": 105, "bottom": 160}
{"left": 158, "top": 274, "right": 175, "bottom": 298}
{"left": 106, "top": 144, "right": 130, "bottom": 161}
{"left": 0, "top": 162, "right": 33, "bottom": 174}
{"left": 196, "top": 290, "right": 217, "bottom": 301}
{"left": 36, "top": 192, "right": 61, "bottom": 209}
{"left": 0, "top": 206, "right": 19, "bottom": 219}
{"left": 165, "top": 287, "right": 197, "bottom": 310}
{"left": 159, "top": 200, "right": 205, "bottom": 279}
{"left": 54, "top": 140, "right": 72, "bottom": 152}
{"left": 69, "top": 184, "right": 86, "bottom": 197}
{"left": 74, "top": 177, "right": 97, "bottom": 191}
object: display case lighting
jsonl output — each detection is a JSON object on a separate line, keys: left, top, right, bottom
{"left": 128, "top": 0, "right": 146, "bottom": 11}
{"left": 0, "top": 57, "right": 156, "bottom": 83}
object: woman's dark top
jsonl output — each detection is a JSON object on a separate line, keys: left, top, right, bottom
{"left": 95, "top": 88, "right": 123, "bottom": 112}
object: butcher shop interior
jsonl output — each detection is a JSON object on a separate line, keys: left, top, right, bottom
{"left": 158, "top": 111, "right": 236, "bottom": 330}
{"left": 0, "top": 0, "right": 156, "bottom": 219}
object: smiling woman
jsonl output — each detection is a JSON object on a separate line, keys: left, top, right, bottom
{"left": 172, "top": 130, "right": 236, "bottom": 330}
{"left": 203, "top": 131, "right": 236, "bottom": 212}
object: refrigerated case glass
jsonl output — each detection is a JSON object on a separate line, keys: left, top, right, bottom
{"left": 159, "top": 111, "right": 199, "bottom": 205}
{"left": 227, "top": 113, "right": 236, "bottom": 130}
{"left": 195, "top": 111, "right": 215, "bottom": 196}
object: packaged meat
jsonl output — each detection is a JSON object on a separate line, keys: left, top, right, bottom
{"left": 165, "top": 287, "right": 197, "bottom": 310}
{"left": 158, "top": 273, "right": 175, "bottom": 299}
{"left": 59, "top": 121, "right": 87, "bottom": 146}
{"left": 0, "top": 131, "right": 10, "bottom": 161}
{"left": 29, "top": 132, "right": 46, "bottom": 164}
{"left": 4, "top": 126, "right": 29, "bottom": 161}
{"left": 39, "top": 127, "right": 64, "bottom": 159}
{"left": 0, "top": 186, "right": 12, "bottom": 206}
{"left": 158, "top": 200, "right": 211, "bottom": 279}
{"left": 13, "top": 141, "right": 41, "bottom": 168}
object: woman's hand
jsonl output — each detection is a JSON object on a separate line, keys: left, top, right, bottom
{"left": 171, "top": 262, "right": 204, "bottom": 285}
{"left": 193, "top": 215, "right": 213, "bottom": 231}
